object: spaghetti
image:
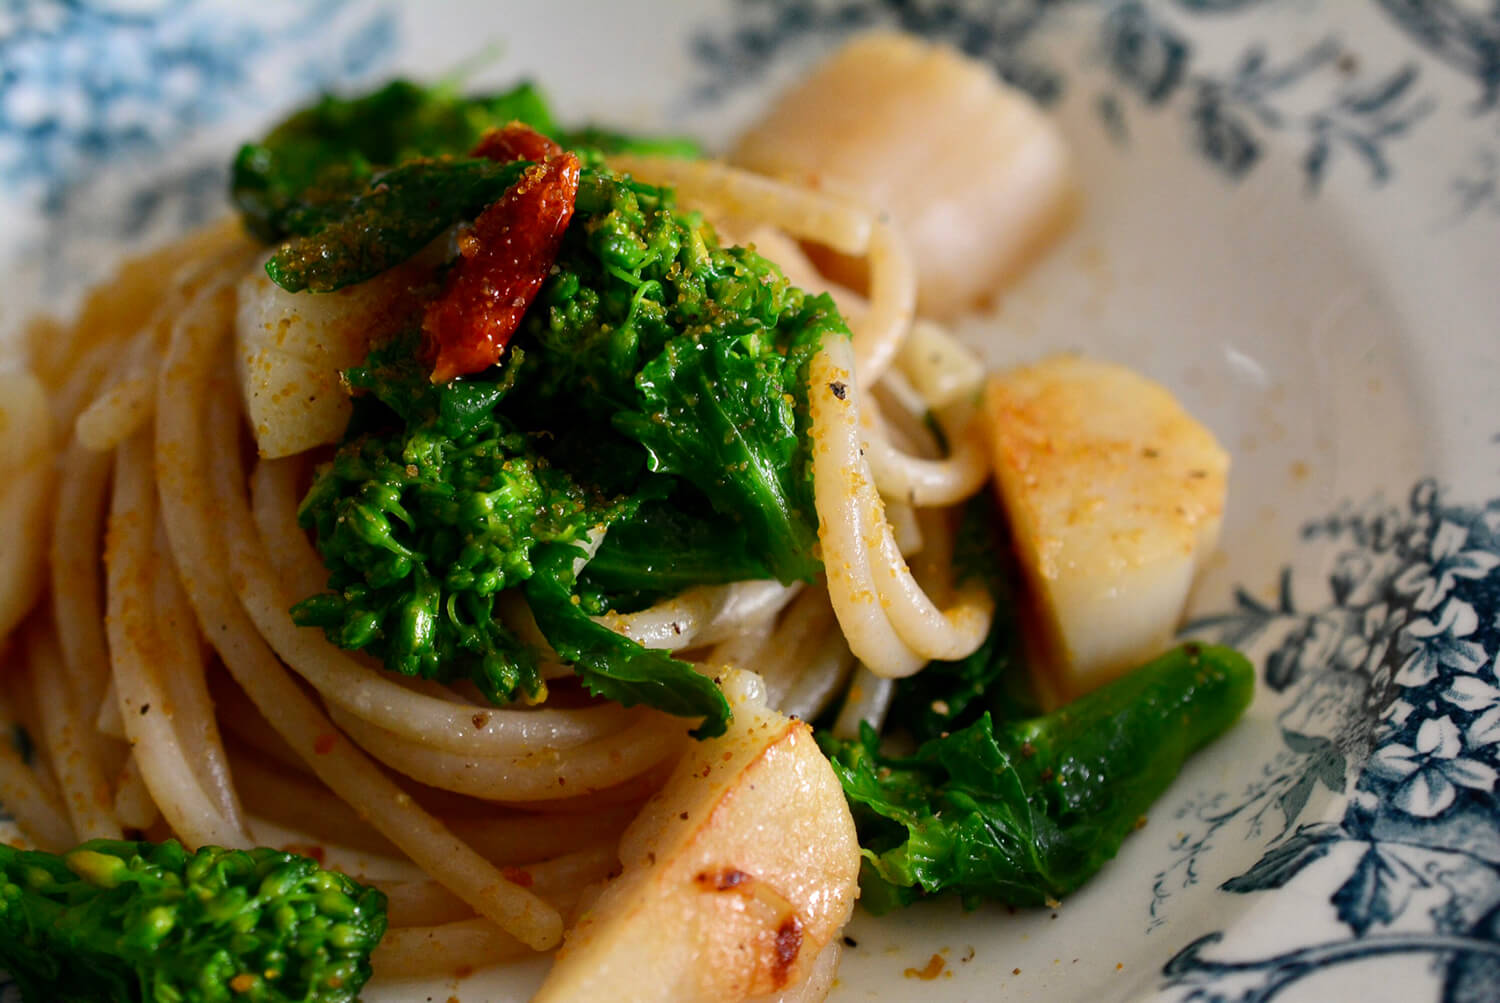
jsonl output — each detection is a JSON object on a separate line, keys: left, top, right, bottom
{"left": 2, "top": 156, "right": 995, "bottom": 983}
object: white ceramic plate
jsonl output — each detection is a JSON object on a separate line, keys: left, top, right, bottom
{"left": 3, "top": 2, "right": 1498, "bottom": 1000}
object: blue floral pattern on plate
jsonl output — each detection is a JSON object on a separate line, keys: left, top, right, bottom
{"left": 0, "top": 0, "right": 396, "bottom": 275}
{"left": 690, "top": 0, "right": 1500, "bottom": 215}
{"left": 1148, "top": 475, "right": 1500, "bottom": 1001}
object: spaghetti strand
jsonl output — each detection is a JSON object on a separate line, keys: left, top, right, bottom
{"left": 155, "top": 275, "right": 564, "bottom": 951}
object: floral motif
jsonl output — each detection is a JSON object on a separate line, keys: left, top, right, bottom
{"left": 687, "top": 0, "right": 1075, "bottom": 106}
{"left": 0, "top": 0, "right": 396, "bottom": 215}
{"left": 1365, "top": 715, "right": 1498, "bottom": 817}
{"left": 1186, "top": 79, "right": 1261, "bottom": 178}
{"left": 1101, "top": 3, "right": 1188, "bottom": 104}
{"left": 1452, "top": 147, "right": 1500, "bottom": 220}
{"left": 1460, "top": 659, "right": 1500, "bottom": 749}
{"left": 1103, "top": 12, "right": 1438, "bottom": 189}
{"left": 1394, "top": 522, "right": 1500, "bottom": 611}
{"left": 1171, "top": 0, "right": 1267, "bottom": 9}
{"left": 1397, "top": 597, "right": 1490, "bottom": 686}
{"left": 1162, "top": 474, "right": 1500, "bottom": 1000}
{"left": 1374, "top": 0, "right": 1500, "bottom": 108}
{"left": 691, "top": 1, "right": 1491, "bottom": 208}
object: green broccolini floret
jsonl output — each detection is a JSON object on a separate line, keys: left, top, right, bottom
{"left": 819, "top": 643, "right": 1254, "bottom": 912}
{"left": 820, "top": 496, "right": 1254, "bottom": 917}
{"left": 516, "top": 169, "right": 836, "bottom": 584}
{"left": 231, "top": 78, "right": 698, "bottom": 250}
{"left": 290, "top": 337, "right": 599, "bottom": 707}
{"left": 270, "top": 94, "right": 843, "bottom": 738}
{"left": 0, "top": 839, "right": 386, "bottom": 1003}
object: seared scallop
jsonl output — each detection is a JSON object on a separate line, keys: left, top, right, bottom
{"left": 732, "top": 31, "right": 1075, "bottom": 319}
{"left": 534, "top": 671, "right": 860, "bottom": 1003}
{"left": 984, "top": 356, "right": 1229, "bottom": 706}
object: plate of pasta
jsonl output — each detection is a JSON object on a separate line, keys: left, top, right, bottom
{"left": 1, "top": 2, "right": 1497, "bottom": 1002}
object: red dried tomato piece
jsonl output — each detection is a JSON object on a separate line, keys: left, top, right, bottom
{"left": 470, "top": 122, "right": 564, "bottom": 164}
{"left": 423, "top": 148, "right": 580, "bottom": 383}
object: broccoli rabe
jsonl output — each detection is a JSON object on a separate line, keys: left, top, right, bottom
{"left": 887, "top": 495, "right": 1040, "bottom": 744}
{"left": 290, "top": 330, "right": 731, "bottom": 734}
{"left": 232, "top": 79, "right": 559, "bottom": 245}
{"left": 284, "top": 131, "right": 843, "bottom": 738}
{"left": 261, "top": 158, "right": 531, "bottom": 293}
{"left": 290, "top": 338, "right": 589, "bottom": 707}
{"left": 820, "top": 643, "right": 1254, "bottom": 912}
{"left": 576, "top": 496, "right": 772, "bottom": 612}
{"left": 516, "top": 168, "right": 839, "bottom": 583}
{"left": 233, "top": 78, "right": 699, "bottom": 289}
{"left": 524, "top": 542, "right": 733, "bottom": 736}
{"left": 0, "top": 839, "right": 386, "bottom": 1003}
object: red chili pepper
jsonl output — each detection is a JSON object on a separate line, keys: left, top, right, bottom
{"left": 423, "top": 126, "right": 579, "bottom": 383}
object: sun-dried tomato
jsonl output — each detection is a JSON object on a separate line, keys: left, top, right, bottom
{"left": 470, "top": 122, "right": 565, "bottom": 165}
{"left": 423, "top": 126, "right": 579, "bottom": 383}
